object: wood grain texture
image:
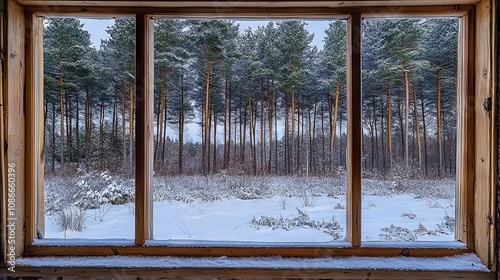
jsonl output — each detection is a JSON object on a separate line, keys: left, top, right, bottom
{"left": 135, "top": 13, "right": 154, "bottom": 244}
{"left": 24, "top": 5, "right": 473, "bottom": 17}
{"left": 347, "top": 13, "right": 362, "bottom": 247}
{"left": 36, "top": 16, "right": 45, "bottom": 237}
{"left": 17, "top": 0, "right": 480, "bottom": 8}
{"left": 474, "top": 0, "right": 495, "bottom": 269}
{"left": 487, "top": 0, "right": 497, "bottom": 272}
{"left": 25, "top": 244, "right": 471, "bottom": 257}
{"left": 4, "top": 0, "right": 26, "bottom": 260}
{"left": 456, "top": 8, "right": 475, "bottom": 250}
{"left": 6, "top": 266, "right": 494, "bottom": 279}
{"left": 0, "top": 0, "right": 6, "bottom": 267}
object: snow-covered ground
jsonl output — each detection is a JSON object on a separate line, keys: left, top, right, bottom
{"left": 43, "top": 175, "right": 455, "bottom": 242}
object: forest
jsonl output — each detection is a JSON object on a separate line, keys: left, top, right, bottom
{"left": 43, "top": 18, "right": 458, "bottom": 179}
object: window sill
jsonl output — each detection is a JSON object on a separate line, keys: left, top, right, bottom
{"left": 7, "top": 253, "right": 494, "bottom": 279}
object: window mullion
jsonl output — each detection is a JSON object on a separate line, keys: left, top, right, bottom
{"left": 135, "top": 13, "right": 154, "bottom": 244}
{"left": 346, "top": 13, "right": 362, "bottom": 247}
{"left": 456, "top": 9, "right": 475, "bottom": 249}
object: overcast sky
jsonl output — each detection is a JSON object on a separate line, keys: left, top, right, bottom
{"left": 80, "top": 19, "right": 330, "bottom": 50}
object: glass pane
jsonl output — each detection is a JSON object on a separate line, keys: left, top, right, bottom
{"left": 152, "top": 19, "right": 348, "bottom": 242}
{"left": 42, "top": 18, "right": 136, "bottom": 239}
{"left": 361, "top": 18, "right": 458, "bottom": 242}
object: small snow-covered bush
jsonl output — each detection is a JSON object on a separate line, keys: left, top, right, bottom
{"left": 73, "top": 179, "right": 103, "bottom": 209}
{"left": 380, "top": 224, "right": 416, "bottom": 241}
{"left": 401, "top": 213, "right": 417, "bottom": 220}
{"left": 100, "top": 181, "right": 133, "bottom": 205}
{"left": 334, "top": 201, "right": 345, "bottom": 210}
{"left": 250, "top": 208, "right": 343, "bottom": 239}
{"left": 436, "top": 213, "right": 455, "bottom": 234}
{"left": 44, "top": 187, "right": 64, "bottom": 215}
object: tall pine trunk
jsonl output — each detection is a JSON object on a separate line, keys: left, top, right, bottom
{"left": 387, "top": 80, "right": 393, "bottom": 170}
{"left": 129, "top": 78, "right": 134, "bottom": 166}
{"left": 121, "top": 81, "right": 126, "bottom": 168}
{"left": 437, "top": 68, "right": 443, "bottom": 177}
{"left": 51, "top": 102, "right": 56, "bottom": 172}
{"left": 75, "top": 96, "right": 80, "bottom": 164}
{"left": 291, "top": 86, "right": 296, "bottom": 173}
{"left": 331, "top": 75, "right": 341, "bottom": 173}
{"left": 403, "top": 37, "right": 410, "bottom": 171}
{"left": 179, "top": 71, "right": 185, "bottom": 174}
{"left": 111, "top": 97, "right": 117, "bottom": 156}
{"left": 98, "top": 99, "right": 105, "bottom": 164}
{"left": 260, "top": 78, "right": 265, "bottom": 174}
{"left": 85, "top": 87, "right": 91, "bottom": 168}
{"left": 248, "top": 79, "right": 256, "bottom": 175}
{"left": 59, "top": 69, "right": 65, "bottom": 169}
{"left": 267, "top": 78, "right": 274, "bottom": 174}
{"left": 420, "top": 96, "right": 429, "bottom": 176}
{"left": 411, "top": 76, "right": 422, "bottom": 171}
{"left": 203, "top": 58, "right": 211, "bottom": 175}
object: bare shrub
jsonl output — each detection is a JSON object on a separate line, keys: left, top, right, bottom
{"left": 299, "top": 189, "right": 315, "bottom": 207}
{"left": 56, "top": 205, "right": 86, "bottom": 232}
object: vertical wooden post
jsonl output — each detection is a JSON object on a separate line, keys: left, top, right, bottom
{"left": 36, "top": 16, "right": 44, "bottom": 237}
{"left": 135, "top": 14, "right": 154, "bottom": 244}
{"left": 347, "top": 13, "right": 362, "bottom": 247}
{"left": 474, "top": 0, "right": 496, "bottom": 269}
{"left": 456, "top": 8, "right": 475, "bottom": 250}
{"left": 24, "top": 10, "right": 36, "bottom": 246}
{"left": 3, "top": 0, "right": 26, "bottom": 262}
{"left": 24, "top": 12, "right": 44, "bottom": 245}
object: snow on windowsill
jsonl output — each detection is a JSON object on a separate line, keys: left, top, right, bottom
{"left": 31, "top": 239, "right": 467, "bottom": 249}
{"left": 17, "top": 253, "right": 489, "bottom": 272}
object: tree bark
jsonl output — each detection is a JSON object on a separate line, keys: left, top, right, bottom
{"left": 203, "top": 58, "right": 211, "bottom": 175}
{"left": 179, "top": 70, "right": 185, "bottom": 174}
{"left": 387, "top": 80, "right": 393, "bottom": 170}
{"left": 75, "top": 96, "right": 80, "bottom": 164}
{"left": 85, "top": 87, "right": 91, "bottom": 168}
{"left": 59, "top": 69, "right": 65, "bottom": 169}
{"left": 331, "top": 75, "right": 341, "bottom": 173}
{"left": 51, "top": 102, "right": 56, "bottom": 172}
{"left": 411, "top": 75, "right": 422, "bottom": 171}
{"left": 248, "top": 78, "right": 256, "bottom": 175}
{"left": 267, "top": 77, "right": 274, "bottom": 174}
{"left": 98, "top": 99, "right": 105, "bottom": 163}
{"left": 121, "top": 81, "right": 126, "bottom": 167}
{"left": 437, "top": 67, "right": 443, "bottom": 177}
{"left": 260, "top": 77, "right": 265, "bottom": 174}
{"left": 420, "top": 95, "right": 429, "bottom": 176}
{"left": 403, "top": 37, "right": 410, "bottom": 171}
{"left": 129, "top": 78, "right": 134, "bottom": 166}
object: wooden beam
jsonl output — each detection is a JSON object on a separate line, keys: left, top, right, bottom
{"left": 488, "top": 0, "right": 497, "bottom": 272}
{"left": 456, "top": 7, "right": 475, "bottom": 250}
{"left": 8, "top": 266, "right": 494, "bottom": 279}
{"left": 18, "top": 0, "right": 480, "bottom": 8}
{"left": 24, "top": 5, "right": 472, "bottom": 17}
{"left": 25, "top": 244, "right": 471, "bottom": 257}
{"left": 4, "top": 0, "right": 26, "bottom": 264}
{"left": 346, "top": 13, "right": 362, "bottom": 247}
{"left": 135, "top": 13, "right": 154, "bottom": 244}
{"left": 0, "top": 0, "right": 5, "bottom": 268}
{"left": 474, "top": 0, "right": 495, "bottom": 269}
{"left": 35, "top": 16, "right": 44, "bottom": 237}
{"left": 24, "top": 9, "right": 36, "bottom": 248}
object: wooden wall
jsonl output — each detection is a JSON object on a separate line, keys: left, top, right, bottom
{"left": 2, "top": 0, "right": 26, "bottom": 265}
{"left": 474, "top": 0, "right": 496, "bottom": 270}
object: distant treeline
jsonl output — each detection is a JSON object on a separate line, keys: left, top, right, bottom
{"left": 43, "top": 18, "right": 458, "bottom": 178}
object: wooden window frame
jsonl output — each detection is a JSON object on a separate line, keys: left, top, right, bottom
{"left": 1, "top": 0, "right": 496, "bottom": 278}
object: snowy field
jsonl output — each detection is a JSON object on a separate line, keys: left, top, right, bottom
{"left": 43, "top": 174, "right": 455, "bottom": 242}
